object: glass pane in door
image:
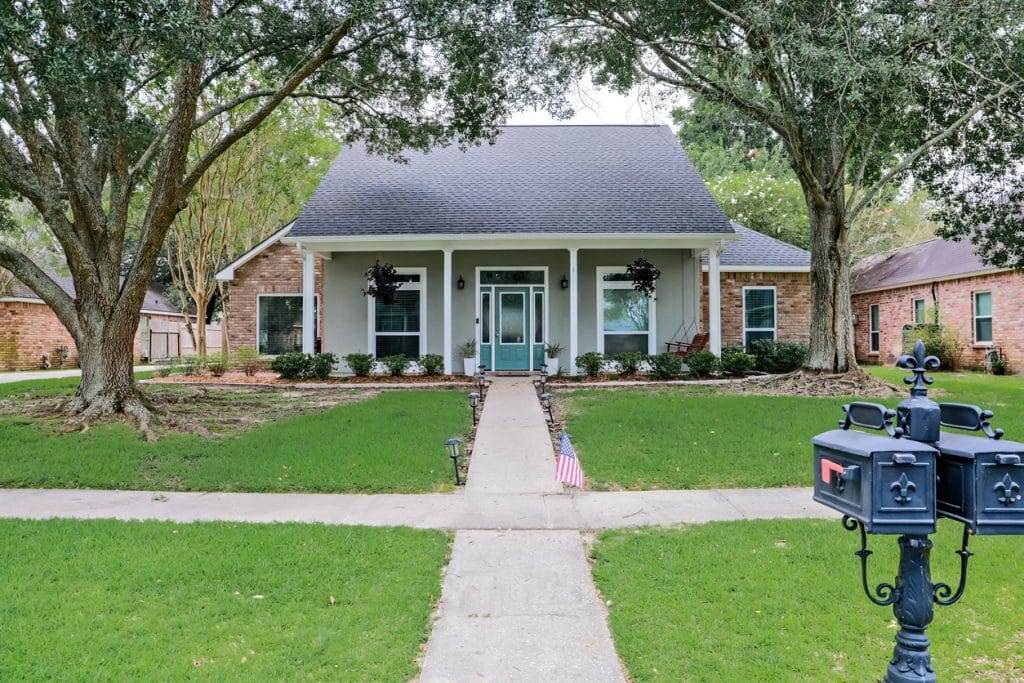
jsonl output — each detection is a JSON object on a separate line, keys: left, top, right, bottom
{"left": 500, "top": 292, "right": 525, "bottom": 344}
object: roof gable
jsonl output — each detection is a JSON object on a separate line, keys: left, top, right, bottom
{"left": 702, "top": 223, "right": 810, "bottom": 269}
{"left": 289, "top": 125, "right": 735, "bottom": 239}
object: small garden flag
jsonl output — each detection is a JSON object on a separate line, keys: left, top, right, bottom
{"left": 556, "top": 432, "right": 585, "bottom": 489}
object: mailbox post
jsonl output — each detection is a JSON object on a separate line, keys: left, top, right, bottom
{"left": 812, "top": 340, "right": 1024, "bottom": 682}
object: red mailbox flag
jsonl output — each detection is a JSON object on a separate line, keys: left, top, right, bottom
{"left": 821, "top": 459, "right": 845, "bottom": 484}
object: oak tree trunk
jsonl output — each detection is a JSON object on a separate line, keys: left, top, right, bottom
{"left": 797, "top": 147, "right": 857, "bottom": 374}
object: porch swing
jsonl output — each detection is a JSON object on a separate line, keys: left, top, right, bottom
{"left": 665, "top": 318, "right": 709, "bottom": 357}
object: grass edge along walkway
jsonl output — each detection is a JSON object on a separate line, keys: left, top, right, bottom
{"left": 0, "top": 518, "right": 450, "bottom": 681}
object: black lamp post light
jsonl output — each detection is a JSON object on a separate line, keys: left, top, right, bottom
{"left": 812, "top": 340, "right": 1024, "bottom": 682}
{"left": 445, "top": 438, "right": 463, "bottom": 486}
{"left": 468, "top": 392, "right": 481, "bottom": 425}
{"left": 539, "top": 392, "right": 554, "bottom": 423}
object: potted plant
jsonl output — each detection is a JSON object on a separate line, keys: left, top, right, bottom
{"left": 458, "top": 340, "right": 478, "bottom": 375}
{"left": 544, "top": 342, "right": 563, "bottom": 374}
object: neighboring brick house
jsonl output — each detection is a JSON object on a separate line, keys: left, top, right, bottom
{"left": 701, "top": 224, "right": 811, "bottom": 349}
{"left": 852, "top": 238, "right": 1020, "bottom": 372}
{"left": 0, "top": 271, "right": 205, "bottom": 371}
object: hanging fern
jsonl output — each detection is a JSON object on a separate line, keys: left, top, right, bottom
{"left": 363, "top": 261, "right": 403, "bottom": 305}
{"left": 627, "top": 257, "right": 661, "bottom": 297}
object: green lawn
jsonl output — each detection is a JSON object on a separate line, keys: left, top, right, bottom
{"left": 0, "top": 518, "right": 448, "bottom": 680}
{"left": 563, "top": 368, "right": 1024, "bottom": 490}
{"left": 592, "top": 519, "right": 1023, "bottom": 682}
{"left": 0, "top": 390, "right": 469, "bottom": 492}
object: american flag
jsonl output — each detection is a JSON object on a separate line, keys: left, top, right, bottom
{"left": 556, "top": 432, "right": 585, "bottom": 488}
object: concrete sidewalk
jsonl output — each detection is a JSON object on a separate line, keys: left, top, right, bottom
{"left": 0, "top": 366, "right": 156, "bottom": 384}
{"left": 0, "top": 486, "right": 833, "bottom": 529}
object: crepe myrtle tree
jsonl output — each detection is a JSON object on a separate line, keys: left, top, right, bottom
{"left": 543, "top": 0, "right": 1024, "bottom": 373}
{"left": 0, "top": 0, "right": 544, "bottom": 427}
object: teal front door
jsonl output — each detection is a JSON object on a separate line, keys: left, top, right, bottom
{"left": 494, "top": 287, "right": 530, "bottom": 370}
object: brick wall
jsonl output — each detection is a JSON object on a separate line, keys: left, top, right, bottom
{"left": 702, "top": 271, "right": 812, "bottom": 347}
{"left": 852, "top": 270, "right": 1024, "bottom": 372}
{"left": 0, "top": 300, "right": 188, "bottom": 371}
{"left": 226, "top": 242, "right": 324, "bottom": 353}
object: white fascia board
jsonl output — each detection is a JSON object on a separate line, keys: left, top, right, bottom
{"left": 279, "top": 231, "right": 742, "bottom": 252}
{"left": 852, "top": 267, "right": 1010, "bottom": 296}
{"left": 701, "top": 264, "right": 811, "bottom": 273}
{"left": 215, "top": 222, "right": 294, "bottom": 282}
{"left": 0, "top": 296, "right": 45, "bottom": 304}
{"left": 141, "top": 309, "right": 188, "bottom": 318}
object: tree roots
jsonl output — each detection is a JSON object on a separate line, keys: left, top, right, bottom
{"left": 739, "top": 368, "right": 900, "bottom": 398}
{"left": 66, "top": 391, "right": 157, "bottom": 442}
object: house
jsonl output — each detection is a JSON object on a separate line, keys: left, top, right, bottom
{"left": 216, "top": 125, "right": 811, "bottom": 374}
{"left": 0, "top": 272, "right": 214, "bottom": 371}
{"left": 852, "top": 237, "right": 1022, "bottom": 371}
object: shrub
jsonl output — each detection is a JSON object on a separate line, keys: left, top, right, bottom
{"left": 991, "top": 356, "right": 1008, "bottom": 376}
{"left": 206, "top": 353, "right": 228, "bottom": 377}
{"left": 615, "top": 351, "right": 648, "bottom": 376}
{"left": 343, "top": 352, "right": 374, "bottom": 377}
{"left": 720, "top": 347, "right": 756, "bottom": 376}
{"left": 651, "top": 352, "right": 684, "bottom": 379}
{"left": 419, "top": 353, "right": 444, "bottom": 376}
{"left": 271, "top": 351, "right": 310, "bottom": 380}
{"left": 749, "top": 339, "right": 808, "bottom": 374}
{"left": 906, "top": 324, "right": 965, "bottom": 370}
{"left": 685, "top": 351, "right": 719, "bottom": 378}
{"left": 381, "top": 354, "right": 410, "bottom": 376}
{"left": 235, "top": 348, "right": 262, "bottom": 377}
{"left": 181, "top": 355, "right": 204, "bottom": 376}
{"left": 575, "top": 351, "right": 605, "bottom": 377}
{"left": 156, "top": 362, "right": 173, "bottom": 378}
{"left": 308, "top": 352, "right": 337, "bottom": 380}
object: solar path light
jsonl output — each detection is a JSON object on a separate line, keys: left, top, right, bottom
{"left": 468, "top": 392, "right": 480, "bottom": 425}
{"left": 539, "top": 392, "right": 553, "bottom": 423}
{"left": 445, "top": 438, "right": 463, "bottom": 486}
{"left": 811, "top": 340, "right": 1024, "bottom": 682}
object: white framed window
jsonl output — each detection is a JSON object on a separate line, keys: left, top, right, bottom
{"left": 869, "top": 304, "right": 880, "bottom": 353}
{"left": 913, "top": 298, "right": 926, "bottom": 325}
{"left": 742, "top": 287, "right": 777, "bottom": 349}
{"left": 257, "top": 294, "right": 319, "bottom": 356}
{"left": 974, "top": 291, "right": 993, "bottom": 344}
{"left": 596, "top": 267, "right": 656, "bottom": 355}
{"left": 367, "top": 268, "right": 426, "bottom": 359}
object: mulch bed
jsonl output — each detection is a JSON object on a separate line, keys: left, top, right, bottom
{"left": 147, "top": 372, "right": 475, "bottom": 386}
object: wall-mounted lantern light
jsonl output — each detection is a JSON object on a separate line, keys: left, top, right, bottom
{"left": 457, "top": 275, "right": 465, "bottom": 290}
{"left": 560, "top": 275, "right": 569, "bottom": 290}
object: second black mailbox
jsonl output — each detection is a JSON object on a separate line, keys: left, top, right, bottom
{"left": 936, "top": 402, "right": 1024, "bottom": 535}
{"left": 813, "top": 402, "right": 938, "bottom": 535}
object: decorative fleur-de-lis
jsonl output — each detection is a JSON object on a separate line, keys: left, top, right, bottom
{"left": 995, "top": 473, "right": 1022, "bottom": 506}
{"left": 896, "top": 340, "right": 941, "bottom": 397}
{"left": 890, "top": 472, "right": 916, "bottom": 505}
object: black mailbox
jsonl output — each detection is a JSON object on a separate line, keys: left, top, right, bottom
{"left": 813, "top": 402, "right": 938, "bottom": 535}
{"left": 936, "top": 402, "right": 1024, "bottom": 535}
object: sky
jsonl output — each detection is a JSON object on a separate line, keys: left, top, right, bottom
{"left": 505, "top": 79, "right": 686, "bottom": 127}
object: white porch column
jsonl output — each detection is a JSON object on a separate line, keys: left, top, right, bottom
{"left": 443, "top": 248, "right": 453, "bottom": 374}
{"left": 301, "top": 250, "right": 316, "bottom": 354}
{"left": 569, "top": 247, "right": 579, "bottom": 375}
{"left": 708, "top": 243, "right": 722, "bottom": 355}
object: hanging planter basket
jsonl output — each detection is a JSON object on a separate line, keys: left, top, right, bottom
{"left": 626, "top": 257, "right": 661, "bottom": 298}
{"left": 363, "top": 261, "right": 402, "bottom": 305}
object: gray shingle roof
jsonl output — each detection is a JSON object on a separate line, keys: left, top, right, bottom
{"left": 701, "top": 223, "right": 810, "bottom": 268}
{"left": 853, "top": 238, "right": 992, "bottom": 292}
{"left": 290, "top": 125, "right": 735, "bottom": 238}
{"left": 6, "top": 269, "right": 179, "bottom": 314}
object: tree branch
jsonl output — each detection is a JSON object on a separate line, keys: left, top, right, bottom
{"left": 0, "top": 243, "right": 80, "bottom": 338}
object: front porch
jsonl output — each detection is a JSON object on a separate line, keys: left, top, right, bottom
{"left": 289, "top": 239, "right": 728, "bottom": 375}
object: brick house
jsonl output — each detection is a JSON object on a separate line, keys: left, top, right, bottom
{"left": 852, "top": 238, "right": 1019, "bottom": 371}
{"left": 216, "top": 126, "right": 812, "bottom": 373}
{"left": 0, "top": 272, "right": 209, "bottom": 371}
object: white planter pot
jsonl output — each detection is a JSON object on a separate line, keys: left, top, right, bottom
{"left": 545, "top": 357, "right": 560, "bottom": 375}
{"left": 463, "top": 358, "right": 478, "bottom": 376}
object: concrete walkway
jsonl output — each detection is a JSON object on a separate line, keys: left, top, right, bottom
{"left": 419, "top": 378, "right": 627, "bottom": 682}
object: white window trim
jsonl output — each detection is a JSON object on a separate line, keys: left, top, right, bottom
{"left": 912, "top": 298, "right": 926, "bottom": 325}
{"left": 367, "top": 267, "right": 427, "bottom": 358}
{"left": 973, "top": 291, "right": 993, "bottom": 345}
{"left": 595, "top": 266, "right": 657, "bottom": 355}
{"left": 741, "top": 286, "right": 777, "bottom": 349}
{"left": 869, "top": 303, "right": 880, "bottom": 354}
{"left": 256, "top": 293, "right": 320, "bottom": 356}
